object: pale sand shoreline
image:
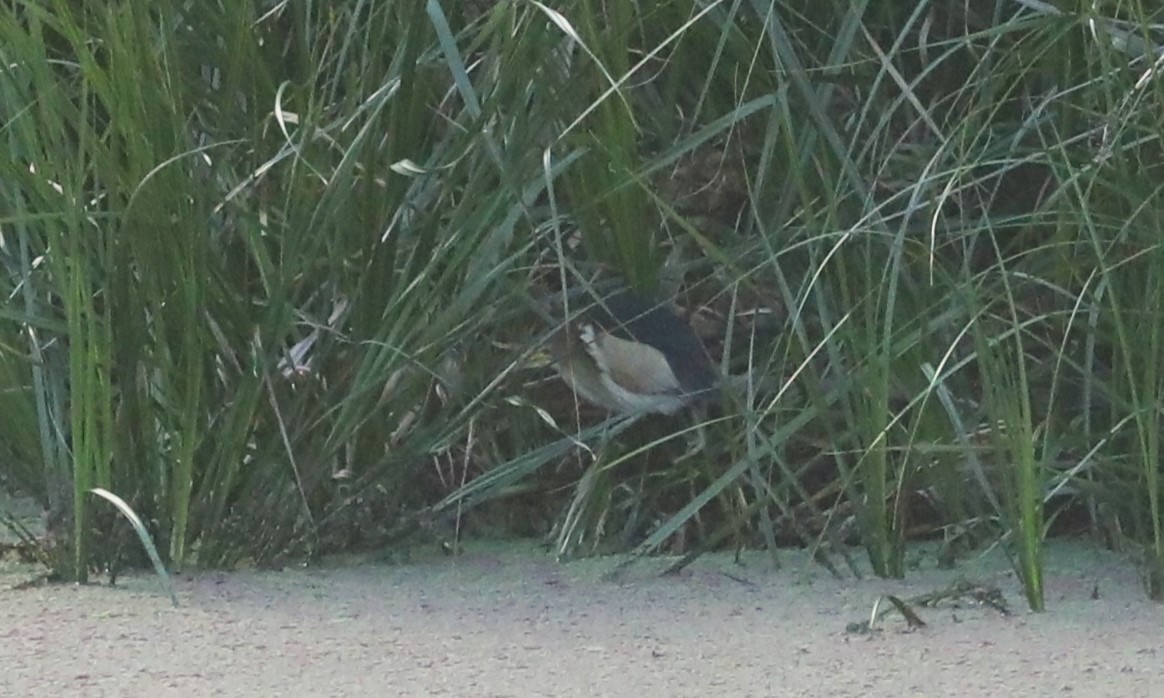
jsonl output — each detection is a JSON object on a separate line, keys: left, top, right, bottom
{"left": 3, "top": 541, "right": 1161, "bottom": 697}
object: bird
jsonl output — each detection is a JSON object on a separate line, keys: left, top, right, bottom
{"left": 550, "top": 290, "right": 717, "bottom": 415}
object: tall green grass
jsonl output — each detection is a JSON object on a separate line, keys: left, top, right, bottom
{"left": 1, "top": 1, "right": 1163, "bottom": 610}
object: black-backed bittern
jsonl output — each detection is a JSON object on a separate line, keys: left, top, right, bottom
{"left": 550, "top": 291, "right": 716, "bottom": 415}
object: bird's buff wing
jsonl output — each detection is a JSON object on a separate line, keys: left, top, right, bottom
{"left": 586, "top": 330, "right": 683, "bottom": 397}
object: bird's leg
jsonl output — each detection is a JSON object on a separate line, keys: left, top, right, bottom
{"left": 674, "top": 405, "right": 710, "bottom": 463}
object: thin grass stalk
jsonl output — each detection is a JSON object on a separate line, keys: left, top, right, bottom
{"left": 168, "top": 273, "right": 203, "bottom": 570}
{"left": 558, "top": 1, "right": 655, "bottom": 287}
{"left": 973, "top": 275, "right": 1045, "bottom": 610}
{"left": 1114, "top": 242, "right": 1164, "bottom": 597}
{"left": 90, "top": 488, "right": 178, "bottom": 607}
{"left": 48, "top": 224, "right": 115, "bottom": 582}
{"left": 1070, "top": 109, "right": 1164, "bottom": 596}
{"left": 0, "top": 7, "right": 76, "bottom": 555}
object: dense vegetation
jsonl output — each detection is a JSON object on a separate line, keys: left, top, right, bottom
{"left": 2, "top": 0, "right": 1163, "bottom": 610}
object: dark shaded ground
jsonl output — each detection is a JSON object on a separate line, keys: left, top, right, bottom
{"left": 3, "top": 541, "right": 1162, "bottom": 697}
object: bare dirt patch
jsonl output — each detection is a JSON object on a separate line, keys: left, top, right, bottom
{"left": 3, "top": 541, "right": 1162, "bottom": 697}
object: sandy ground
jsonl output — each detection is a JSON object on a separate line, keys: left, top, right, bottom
{"left": 2, "top": 540, "right": 1163, "bottom": 697}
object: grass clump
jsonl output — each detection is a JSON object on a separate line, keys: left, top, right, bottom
{"left": 1, "top": 1, "right": 1163, "bottom": 610}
